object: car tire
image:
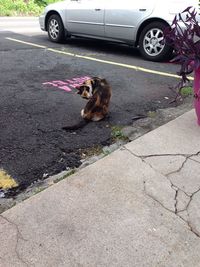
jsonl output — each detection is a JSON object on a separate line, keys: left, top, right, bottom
{"left": 139, "top": 21, "right": 173, "bottom": 62}
{"left": 47, "top": 14, "right": 65, "bottom": 43}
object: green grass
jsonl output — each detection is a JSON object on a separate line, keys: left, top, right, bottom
{"left": 111, "top": 126, "right": 129, "bottom": 141}
{"left": 147, "top": 111, "right": 157, "bottom": 118}
{"left": 0, "top": 0, "right": 60, "bottom": 16}
{"left": 180, "top": 86, "right": 193, "bottom": 97}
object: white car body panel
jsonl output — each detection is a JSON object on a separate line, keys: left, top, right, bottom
{"left": 40, "top": 0, "right": 199, "bottom": 42}
{"left": 66, "top": 0, "right": 105, "bottom": 36}
{"left": 104, "top": 0, "right": 156, "bottom": 41}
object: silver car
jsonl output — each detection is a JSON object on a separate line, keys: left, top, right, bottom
{"left": 39, "top": 0, "right": 199, "bottom": 61}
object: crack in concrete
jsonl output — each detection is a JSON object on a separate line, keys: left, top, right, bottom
{"left": 125, "top": 150, "right": 200, "bottom": 161}
{"left": 178, "top": 188, "right": 200, "bottom": 213}
{"left": 124, "top": 146, "right": 200, "bottom": 163}
{"left": 125, "top": 147, "right": 178, "bottom": 214}
{"left": 124, "top": 147, "right": 200, "bottom": 239}
{"left": 143, "top": 181, "right": 200, "bottom": 239}
{"left": 173, "top": 187, "right": 178, "bottom": 214}
{"left": 190, "top": 158, "right": 200, "bottom": 164}
{"left": 175, "top": 188, "right": 200, "bottom": 239}
{"left": 175, "top": 190, "right": 190, "bottom": 213}
{"left": 125, "top": 146, "right": 186, "bottom": 195}
{"left": 166, "top": 152, "right": 200, "bottom": 179}
{"left": 185, "top": 217, "right": 200, "bottom": 238}
{"left": 0, "top": 214, "right": 30, "bottom": 267}
{"left": 177, "top": 211, "right": 200, "bottom": 238}
{"left": 143, "top": 181, "right": 175, "bottom": 214}
{"left": 166, "top": 157, "right": 188, "bottom": 177}
{"left": 180, "top": 188, "right": 200, "bottom": 238}
{"left": 125, "top": 147, "right": 200, "bottom": 197}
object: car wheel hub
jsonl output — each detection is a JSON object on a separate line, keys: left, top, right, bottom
{"left": 150, "top": 37, "right": 158, "bottom": 46}
{"left": 49, "top": 19, "right": 59, "bottom": 39}
{"left": 143, "top": 28, "right": 165, "bottom": 57}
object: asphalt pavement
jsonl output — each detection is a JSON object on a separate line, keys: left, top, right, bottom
{"left": 1, "top": 110, "right": 200, "bottom": 267}
{"left": 0, "top": 17, "right": 183, "bottom": 195}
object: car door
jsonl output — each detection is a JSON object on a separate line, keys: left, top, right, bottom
{"left": 66, "top": 0, "right": 105, "bottom": 37}
{"left": 104, "top": 0, "right": 155, "bottom": 41}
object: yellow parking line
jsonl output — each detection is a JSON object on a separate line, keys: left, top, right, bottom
{"left": 48, "top": 48, "right": 76, "bottom": 57}
{"left": 6, "top": 37, "right": 194, "bottom": 81}
{"left": 6, "top": 37, "right": 47, "bottom": 49}
{"left": 0, "top": 169, "right": 18, "bottom": 190}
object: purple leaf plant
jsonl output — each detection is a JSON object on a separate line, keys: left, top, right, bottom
{"left": 164, "top": 6, "right": 200, "bottom": 102}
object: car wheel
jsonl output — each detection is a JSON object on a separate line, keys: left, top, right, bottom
{"left": 47, "top": 14, "right": 65, "bottom": 43}
{"left": 139, "top": 22, "right": 173, "bottom": 62}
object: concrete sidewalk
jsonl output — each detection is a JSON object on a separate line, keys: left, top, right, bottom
{"left": 1, "top": 110, "right": 200, "bottom": 267}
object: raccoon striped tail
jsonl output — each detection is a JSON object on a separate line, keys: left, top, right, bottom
{"left": 62, "top": 120, "right": 89, "bottom": 131}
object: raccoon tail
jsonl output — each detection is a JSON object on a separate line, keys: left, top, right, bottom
{"left": 62, "top": 120, "right": 89, "bottom": 131}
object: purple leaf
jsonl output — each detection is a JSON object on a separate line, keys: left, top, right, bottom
{"left": 183, "top": 6, "right": 192, "bottom": 13}
{"left": 164, "top": 6, "right": 199, "bottom": 99}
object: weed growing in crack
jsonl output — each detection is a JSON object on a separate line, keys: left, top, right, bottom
{"left": 147, "top": 111, "right": 157, "bottom": 118}
{"left": 103, "top": 150, "right": 111, "bottom": 156}
{"left": 111, "top": 126, "right": 129, "bottom": 141}
{"left": 33, "top": 187, "right": 45, "bottom": 195}
{"left": 54, "top": 169, "right": 76, "bottom": 184}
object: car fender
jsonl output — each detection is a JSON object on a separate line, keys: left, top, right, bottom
{"left": 44, "top": 1, "right": 71, "bottom": 30}
{"left": 134, "top": 0, "right": 199, "bottom": 44}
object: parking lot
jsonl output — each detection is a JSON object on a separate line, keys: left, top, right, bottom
{"left": 0, "top": 18, "right": 183, "bottom": 195}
